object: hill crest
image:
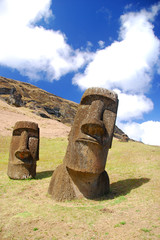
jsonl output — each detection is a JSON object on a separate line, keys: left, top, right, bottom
{"left": 0, "top": 76, "right": 126, "bottom": 139}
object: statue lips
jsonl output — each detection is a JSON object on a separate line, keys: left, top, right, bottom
{"left": 76, "top": 137, "right": 99, "bottom": 145}
{"left": 76, "top": 134, "right": 108, "bottom": 146}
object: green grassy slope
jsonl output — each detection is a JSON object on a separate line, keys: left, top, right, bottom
{"left": 0, "top": 136, "right": 160, "bottom": 240}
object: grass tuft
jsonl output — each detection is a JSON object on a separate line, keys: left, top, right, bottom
{"left": 141, "top": 228, "right": 151, "bottom": 233}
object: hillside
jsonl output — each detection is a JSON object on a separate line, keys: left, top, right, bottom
{"left": 0, "top": 76, "right": 126, "bottom": 139}
{"left": 0, "top": 98, "right": 70, "bottom": 138}
{"left": 0, "top": 76, "right": 78, "bottom": 125}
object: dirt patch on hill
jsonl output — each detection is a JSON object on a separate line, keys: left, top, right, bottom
{"left": 0, "top": 99, "right": 70, "bottom": 138}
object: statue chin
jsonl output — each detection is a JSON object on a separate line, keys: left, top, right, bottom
{"left": 64, "top": 140, "right": 108, "bottom": 174}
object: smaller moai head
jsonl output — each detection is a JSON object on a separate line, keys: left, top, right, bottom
{"left": 64, "top": 87, "right": 118, "bottom": 174}
{"left": 7, "top": 121, "right": 39, "bottom": 179}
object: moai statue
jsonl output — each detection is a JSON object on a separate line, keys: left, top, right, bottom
{"left": 48, "top": 88, "right": 118, "bottom": 201}
{"left": 120, "top": 134, "right": 129, "bottom": 142}
{"left": 7, "top": 121, "right": 39, "bottom": 179}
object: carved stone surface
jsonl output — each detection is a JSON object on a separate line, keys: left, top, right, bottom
{"left": 7, "top": 121, "right": 39, "bottom": 179}
{"left": 120, "top": 134, "right": 129, "bottom": 142}
{"left": 48, "top": 87, "right": 118, "bottom": 201}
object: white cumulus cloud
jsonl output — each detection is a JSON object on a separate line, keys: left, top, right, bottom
{"left": 98, "top": 40, "right": 105, "bottom": 48}
{"left": 119, "top": 121, "right": 160, "bottom": 146}
{"left": 73, "top": 4, "right": 160, "bottom": 93}
{"left": 114, "top": 89, "right": 154, "bottom": 122}
{"left": 0, "top": 0, "right": 92, "bottom": 80}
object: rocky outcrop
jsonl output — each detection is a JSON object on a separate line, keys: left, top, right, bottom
{"left": 0, "top": 87, "right": 12, "bottom": 95}
{"left": 0, "top": 76, "right": 77, "bottom": 125}
{"left": 0, "top": 86, "right": 24, "bottom": 107}
{"left": 8, "top": 88, "right": 24, "bottom": 107}
{"left": 44, "top": 106, "right": 61, "bottom": 118}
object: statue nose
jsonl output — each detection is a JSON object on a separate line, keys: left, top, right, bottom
{"left": 81, "top": 100, "right": 106, "bottom": 139}
{"left": 15, "top": 131, "right": 31, "bottom": 160}
{"left": 81, "top": 119, "right": 105, "bottom": 137}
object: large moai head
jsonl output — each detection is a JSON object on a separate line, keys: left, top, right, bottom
{"left": 64, "top": 87, "right": 118, "bottom": 174}
{"left": 7, "top": 121, "right": 39, "bottom": 179}
{"left": 48, "top": 88, "right": 118, "bottom": 201}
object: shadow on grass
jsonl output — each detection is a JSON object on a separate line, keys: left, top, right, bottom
{"left": 99, "top": 177, "right": 150, "bottom": 200}
{"left": 110, "top": 177, "right": 150, "bottom": 196}
{"left": 35, "top": 170, "right": 54, "bottom": 179}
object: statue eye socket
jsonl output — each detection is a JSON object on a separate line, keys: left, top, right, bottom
{"left": 13, "top": 129, "right": 23, "bottom": 136}
{"left": 28, "top": 132, "right": 38, "bottom": 138}
{"left": 13, "top": 129, "right": 38, "bottom": 137}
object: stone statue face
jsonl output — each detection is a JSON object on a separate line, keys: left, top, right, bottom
{"left": 8, "top": 121, "right": 39, "bottom": 179}
{"left": 64, "top": 88, "right": 118, "bottom": 174}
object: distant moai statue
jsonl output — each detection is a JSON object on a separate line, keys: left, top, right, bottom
{"left": 7, "top": 121, "right": 39, "bottom": 179}
{"left": 48, "top": 87, "right": 118, "bottom": 201}
{"left": 120, "top": 134, "right": 129, "bottom": 142}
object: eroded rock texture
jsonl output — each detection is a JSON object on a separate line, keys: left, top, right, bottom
{"left": 7, "top": 121, "right": 39, "bottom": 179}
{"left": 48, "top": 87, "right": 118, "bottom": 201}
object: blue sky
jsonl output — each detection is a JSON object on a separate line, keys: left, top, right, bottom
{"left": 0, "top": 0, "right": 160, "bottom": 145}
